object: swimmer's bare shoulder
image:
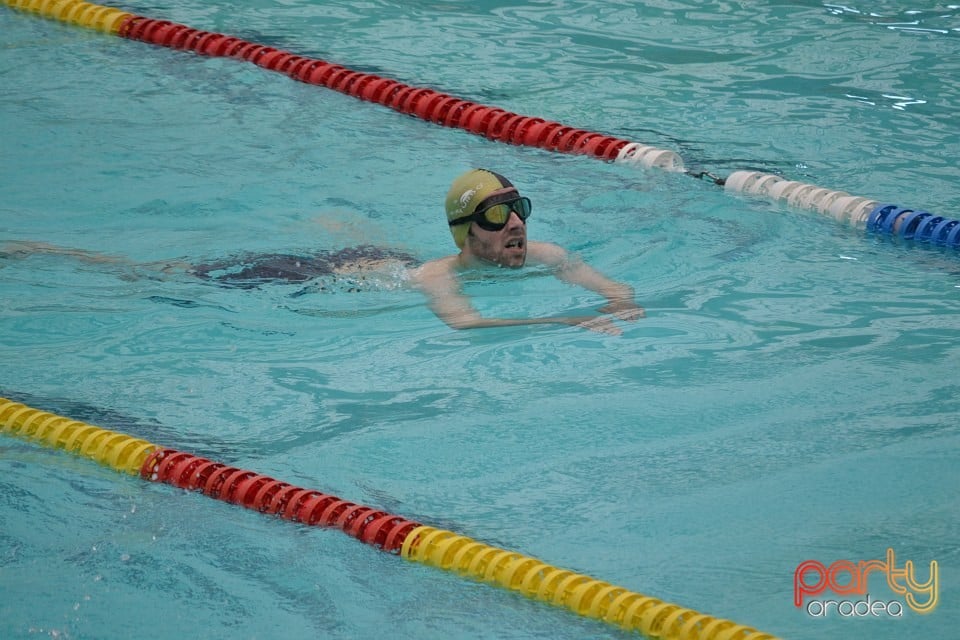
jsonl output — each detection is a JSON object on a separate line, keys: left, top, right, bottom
{"left": 410, "top": 255, "right": 460, "bottom": 291}
{"left": 522, "top": 241, "right": 567, "bottom": 266}
{"left": 409, "top": 244, "right": 564, "bottom": 294}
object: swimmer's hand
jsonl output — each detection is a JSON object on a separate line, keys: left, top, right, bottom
{"left": 598, "top": 298, "right": 645, "bottom": 321}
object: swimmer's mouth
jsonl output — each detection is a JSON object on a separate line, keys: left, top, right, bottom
{"left": 505, "top": 238, "right": 524, "bottom": 249}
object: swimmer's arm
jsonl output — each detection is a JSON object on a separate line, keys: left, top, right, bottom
{"left": 0, "top": 241, "right": 125, "bottom": 265}
{"left": 412, "top": 259, "right": 622, "bottom": 334}
{"left": 528, "top": 241, "right": 645, "bottom": 320}
{"left": 1, "top": 241, "right": 191, "bottom": 278}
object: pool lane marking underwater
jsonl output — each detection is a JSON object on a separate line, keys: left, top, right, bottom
{"left": 0, "top": 397, "right": 783, "bottom": 639}
{"left": 5, "top": 0, "right": 958, "bottom": 252}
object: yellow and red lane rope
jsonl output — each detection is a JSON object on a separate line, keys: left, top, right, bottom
{"left": 1, "top": 397, "right": 780, "bottom": 639}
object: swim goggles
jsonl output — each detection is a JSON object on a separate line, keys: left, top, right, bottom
{"left": 448, "top": 192, "right": 532, "bottom": 231}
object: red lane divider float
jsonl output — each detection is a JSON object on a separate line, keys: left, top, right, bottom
{"left": 107, "top": 10, "right": 960, "bottom": 235}
{"left": 140, "top": 448, "right": 421, "bottom": 552}
{"left": 114, "top": 16, "right": 652, "bottom": 163}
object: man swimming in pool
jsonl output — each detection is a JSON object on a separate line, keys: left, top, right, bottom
{"left": 412, "top": 168, "right": 644, "bottom": 335}
{"left": 3, "top": 169, "right": 642, "bottom": 333}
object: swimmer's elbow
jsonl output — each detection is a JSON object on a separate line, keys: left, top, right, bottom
{"left": 437, "top": 310, "right": 485, "bottom": 330}
{"left": 445, "top": 316, "right": 478, "bottom": 330}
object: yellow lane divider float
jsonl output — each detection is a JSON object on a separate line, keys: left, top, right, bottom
{"left": 4, "top": 0, "right": 131, "bottom": 33}
{"left": 0, "top": 397, "right": 782, "bottom": 639}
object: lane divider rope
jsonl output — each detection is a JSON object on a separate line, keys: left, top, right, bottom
{"left": 0, "top": 397, "right": 782, "bottom": 639}
{"left": 3, "top": 0, "right": 954, "bottom": 254}
{"left": 724, "top": 171, "right": 960, "bottom": 248}
{"left": 5, "top": 0, "right": 685, "bottom": 171}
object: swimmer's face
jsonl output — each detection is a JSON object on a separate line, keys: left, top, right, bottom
{"left": 466, "top": 208, "right": 528, "bottom": 268}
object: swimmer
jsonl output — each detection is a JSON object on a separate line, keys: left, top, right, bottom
{"left": 4, "top": 170, "right": 643, "bottom": 334}
{"left": 412, "top": 168, "right": 644, "bottom": 335}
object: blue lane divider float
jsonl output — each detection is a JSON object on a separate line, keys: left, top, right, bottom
{"left": 867, "top": 204, "right": 960, "bottom": 245}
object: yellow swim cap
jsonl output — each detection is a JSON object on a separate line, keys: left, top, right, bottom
{"left": 445, "top": 169, "right": 515, "bottom": 248}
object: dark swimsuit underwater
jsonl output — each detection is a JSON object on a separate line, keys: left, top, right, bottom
{"left": 187, "top": 245, "right": 420, "bottom": 293}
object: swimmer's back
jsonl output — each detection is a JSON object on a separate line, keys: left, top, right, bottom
{"left": 190, "top": 245, "right": 419, "bottom": 289}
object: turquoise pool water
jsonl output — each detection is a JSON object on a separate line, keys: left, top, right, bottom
{"left": 1, "top": 1, "right": 958, "bottom": 638}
